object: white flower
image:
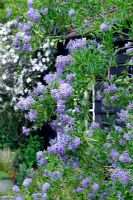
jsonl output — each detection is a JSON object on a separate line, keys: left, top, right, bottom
{"left": 46, "top": 57, "right": 50, "bottom": 62}
{"left": 45, "top": 50, "right": 51, "bottom": 57}
{"left": 42, "top": 58, "right": 46, "bottom": 63}
{"left": 50, "top": 42, "right": 54, "bottom": 46}
{"left": 2, "top": 59, "right": 6, "bottom": 65}
{"left": 37, "top": 52, "right": 41, "bottom": 58}
{"left": 26, "top": 77, "right": 32, "bottom": 83}
{"left": 43, "top": 43, "right": 49, "bottom": 50}
{"left": 2, "top": 74, "right": 7, "bottom": 80}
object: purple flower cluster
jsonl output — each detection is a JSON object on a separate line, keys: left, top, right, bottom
{"left": 126, "top": 48, "right": 133, "bottom": 54}
{"left": 56, "top": 55, "right": 74, "bottom": 75}
{"left": 100, "top": 23, "right": 110, "bottom": 32}
{"left": 125, "top": 41, "right": 132, "bottom": 48}
{"left": 43, "top": 73, "right": 56, "bottom": 84}
{"left": 27, "top": 8, "right": 41, "bottom": 21}
{"left": 96, "top": 90, "right": 102, "bottom": 101}
{"left": 118, "top": 110, "right": 128, "bottom": 122}
{"left": 25, "top": 109, "right": 37, "bottom": 122}
{"left": 7, "top": 8, "right": 12, "bottom": 17}
{"left": 68, "top": 9, "right": 75, "bottom": 16}
{"left": 28, "top": 0, "right": 34, "bottom": 8}
{"left": 66, "top": 38, "right": 86, "bottom": 52}
{"left": 36, "top": 82, "right": 45, "bottom": 94}
{"left": 59, "top": 83, "right": 72, "bottom": 98}
{"left": 12, "top": 185, "right": 20, "bottom": 193}
{"left": 41, "top": 8, "right": 48, "bottom": 15}
{"left": 17, "top": 96, "right": 35, "bottom": 110}
{"left": 114, "top": 125, "right": 123, "bottom": 133}
{"left": 82, "top": 177, "right": 91, "bottom": 188}
{"left": 68, "top": 137, "right": 81, "bottom": 151}
{"left": 42, "top": 182, "right": 50, "bottom": 193}
{"left": 22, "top": 126, "right": 30, "bottom": 136}
{"left": 91, "top": 183, "right": 99, "bottom": 192}
{"left": 87, "top": 193, "right": 96, "bottom": 199}
{"left": 111, "top": 168, "right": 130, "bottom": 187}
{"left": 23, "top": 178, "right": 32, "bottom": 187}
{"left": 119, "top": 151, "right": 132, "bottom": 163}
{"left": 103, "top": 83, "right": 118, "bottom": 93}
{"left": 37, "top": 151, "right": 47, "bottom": 166}
{"left": 89, "top": 122, "right": 100, "bottom": 130}
{"left": 110, "top": 150, "right": 119, "bottom": 161}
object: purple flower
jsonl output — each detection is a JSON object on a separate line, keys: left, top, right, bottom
{"left": 103, "top": 82, "right": 109, "bottom": 88}
{"left": 111, "top": 172, "right": 117, "bottom": 184}
{"left": 68, "top": 9, "right": 75, "bottom": 16}
{"left": 56, "top": 100, "right": 66, "bottom": 113}
{"left": 103, "top": 84, "right": 118, "bottom": 93}
{"left": 60, "top": 115, "right": 75, "bottom": 124}
{"left": 123, "top": 133, "right": 132, "bottom": 141}
{"left": 42, "top": 183, "right": 51, "bottom": 193}
{"left": 25, "top": 110, "right": 37, "bottom": 122}
{"left": 59, "top": 83, "right": 72, "bottom": 98}
{"left": 36, "top": 83, "right": 45, "bottom": 94}
{"left": 87, "top": 193, "right": 96, "bottom": 199}
{"left": 118, "top": 110, "right": 128, "bottom": 122}
{"left": 28, "top": 0, "right": 34, "bottom": 8}
{"left": 17, "top": 96, "right": 35, "bottom": 110}
{"left": 91, "top": 183, "right": 99, "bottom": 192}
{"left": 12, "top": 185, "right": 20, "bottom": 193}
{"left": 32, "top": 193, "right": 41, "bottom": 200}
{"left": 23, "top": 178, "right": 32, "bottom": 187}
{"left": 72, "top": 159, "right": 79, "bottom": 168}
{"left": 22, "top": 126, "right": 30, "bottom": 136}
{"left": 41, "top": 8, "right": 48, "bottom": 15}
{"left": 16, "top": 197, "right": 24, "bottom": 200}
{"left": 66, "top": 38, "right": 86, "bottom": 52}
{"left": 119, "top": 151, "right": 132, "bottom": 163}
{"left": 100, "top": 23, "right": 110, "bottom": 31}
{"left": 125, "top": 42, "right": 132, "bottom": 48}
{"left": 126, "top": 48, "right": 133, "bottom": 54}
{"left": 76, "top": 187, "right": 84, "bottom": 193}
{"left": 23, "top": 35, "right": 31, "bottom": 43}
{"left": 89, "top": 122, "right": 100, "bottom": 130}
{"left": 131, "top": 186, "right": 133, "bottom": 192}
{"left": 66, "top": 73, "right": 75, "bottom": 81}
{"left": 127, "top": 102, "right": 133, "bottom": 110}
{"left": 82, "top": 177, "right": 91, "bottom": 188}
{"left": 37, "top": 151, "right": 44, "bottom": 159}
{"left": 111, "top": 95, "right": 118, "bottom": 102}
{"left": 110, "top": 150, "right": 119, "bottom": 161}
{"left": 96, "top": 91, "right": 102, "bottom": 100}
{"left": 68, "top": 137, "right": 81, "bottom": 151}
{"left": 119, "top": 139, "right": 126, "bottom": 146}
{"left": 47, "top": 142, "right": 65, "bottom": 156}
{"left": 114, "top": 125, "right": 123, "bottom": 133}
{"left": 13, "top": 40, "right": 20, "bottom": 48}
{"left": 27, "top": 8, "right": 41, "bottom": 21}
{"left": 23, "top": 42, "right": 32, "bottom": 51}
{"left": 37, "top": 151, "right": 47, "bottom": 166}
{"left": 117, "top": 168, "right": 130, "bottom": 186}
{"left": 23, "top": 22, "right": 34, "bottom": 32}
{"left": 43, "top": 73, "right": 56, "bottom": 84}
{"left": 50, "top": 171, "right": 62, "bottom": 181}
{"left": 118, "top": 191, "right": 124, "bottom": 200}
{"left": 42, "top": 193, "right": 47, "bottom": 200}
{"left": 56, "top": 55, "right": 74, "bottom": 75}
{"left": 7, "top": 8, "right": 12, "bottom": 17}
{"left": 37, "top": 158, "right": 47, "bottom": 166}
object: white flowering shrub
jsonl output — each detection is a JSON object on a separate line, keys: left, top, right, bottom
{"left": 0, "top": 20, "right": 56, "bottom": 109}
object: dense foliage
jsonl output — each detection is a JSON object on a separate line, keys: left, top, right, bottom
{"left": 0, "top": 0, "right": 133, "bottom": 200}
